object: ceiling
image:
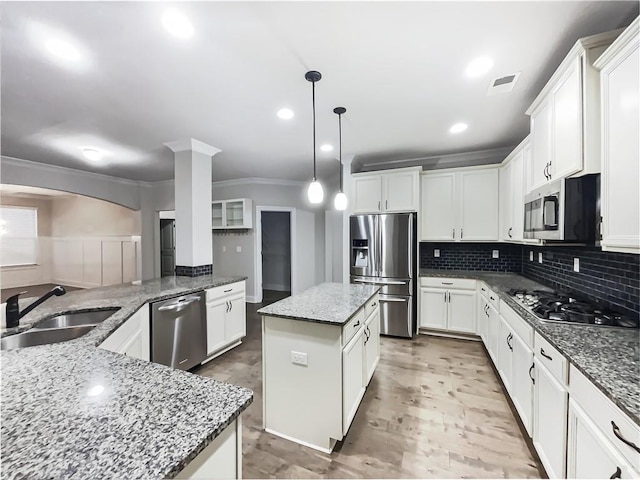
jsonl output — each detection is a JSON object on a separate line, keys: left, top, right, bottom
{"left": 1, "top": 2, "right": 637, "bottom": 183}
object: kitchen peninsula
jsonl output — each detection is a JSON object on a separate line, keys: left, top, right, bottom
{"left": 1, "top": 275, "right": 253, "bottom": 480}
{"left": 258, "top": 282, "right": 380, "bottom": 453}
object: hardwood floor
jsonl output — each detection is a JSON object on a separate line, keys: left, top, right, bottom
{"left": 193, "top": 303, "right": 544, "bottom": 479}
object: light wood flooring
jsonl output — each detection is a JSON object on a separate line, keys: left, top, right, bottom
{"left": 193, "top": 302, "right": 544, "bottom": 479}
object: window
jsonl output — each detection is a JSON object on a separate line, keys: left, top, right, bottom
{"left": 0, "top": 206, "right": 38, "bottom": 267}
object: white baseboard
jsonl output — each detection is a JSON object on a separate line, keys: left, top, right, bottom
{"left": 264, "top": 428, "right": 334, "bottom": 454}
{"left": 50, "top": 279, "right": 92, "bottom": 289}
{"left": 418, "top": 328, "right": 481, "bottom": 342}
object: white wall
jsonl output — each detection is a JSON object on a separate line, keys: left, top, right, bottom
{"left": 51, "top": 196, "right": 141, "bottom": 236}
{"left": 261, "top": 211, "right": 291, "bottom": 291}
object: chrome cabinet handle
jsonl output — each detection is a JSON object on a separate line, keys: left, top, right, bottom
{"left": 370, "top": 302, "right": 377, "bottom": 308}
{"left": 548, "top": 161, "right": 552, "bottom": 180}
{"left": 385, "top": 200, "right": 388, "bottom": 210}
{"left": 490, "top": 295, "right": 495, "bottom": 301}
{"left": 353, "top": 321, "right": 360, "bottom": 328}
{"left": 508, "top": 227, "right": 513, "bottom": 238}
{"left": 539, "top": 348, "right": 553, "bottom": 361}
{"left": 442, "top": 282, "right": 453, "bottom": 285}
{"left": 452, "top": 229, "right": 455, "bottom": 239}
{"left": 529, "top": 363, "right": 535, "bottom": 384}
{"left": 378, "top": 201, "right": 381, "bottom": 211}
{"left": 610, "top": 467, "right": 622, "bottom": 479}
{"left": 461, "top": 229, "right": 463, "bottom": 239}
{"left": 444, "top": 292, "right": 447, "bottom": 303}
{"left": 611, "top": 421, "right": 640, "bottom": 453}
{"left": 506, "top": 333, "right": 513, "bottom": 351}
{"left": 224, "top": 288, "right": 232, "bottom": 293}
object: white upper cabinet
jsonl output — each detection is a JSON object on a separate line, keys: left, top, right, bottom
{"left": 420, "top": 173, "right": 456, "bottom": 241}
{"left": 526, "top": 29, "right": 621, "bottom": 192}
{"left": 421, "top": 167, "right": 499, "bottom": 242}
{"left": 500, "top": 136, "right": 529, "bottom": 242}
{"left": 351, "top": 168, "right": 420, "bottom": 214}
{"left": 212, "top": 199, "right": 253, "bottom": 229}
{"left": 594, "top": 18, "right": 640, "bottom": 254}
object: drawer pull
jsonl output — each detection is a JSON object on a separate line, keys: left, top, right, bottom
{"left": 610, "top": 467, "right": 622, "bottom": 479}
{"left": 370, "top": 302, "right": 377, "bottom": 308}
{"left": 224, "top": 288, "right": 232, "bottom": 293}
{"left": 442, "top": 282, "right": 454, "bottom": 285}
{"left": 506, "top": 333, "right": 513, "bottom": 351}
{"left": 529, "top": 363, "right": 535, "bottom": 384}
{"left": 490, "top": 296, "right": 495, "bottom": 301}
{"left": 612, "top": 421, "right": 640, "bottom": 453}
{"left": 539, "top": 348, "right": 553, "bottom": 361}
{"left": 353, "top": 321, "right": 360, "bottom": 328}
{"left": 481, "top": 287, "right": 486, "bottom": 292}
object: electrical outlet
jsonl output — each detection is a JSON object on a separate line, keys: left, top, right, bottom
{"left": 236, "top": 246, "right": 242, "bottom": 253}
{"left": 434, "top": 249, "right": 440, "bottom": 258}
{"left": 492, "top": 250, "right": 499, "bottom": 259}
{"left": 538, "top": 252, "right": 543, "bottom": 263}
{"left": 529, "top": 251, "right": 534, "bottom": 261}
{"left": 574, "top": 258, "right": 580, "bottom": 272}
{"left": 291, "top": 351, "right": 308, "bottom": 366}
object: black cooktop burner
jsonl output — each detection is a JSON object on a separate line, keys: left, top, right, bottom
{"left": 508, "top": 289, "right": 638, "bottom": 328}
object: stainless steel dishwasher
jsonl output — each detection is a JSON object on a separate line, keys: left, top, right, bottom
{"left": 150, "top": 292, "right": 206, "bottom": 370}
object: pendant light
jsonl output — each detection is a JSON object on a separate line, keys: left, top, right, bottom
{"left": 333, "top": 106, "right": 348, "bottom": 211}
{"left": 305, "top": 70, "right": 324, "bottom": 204}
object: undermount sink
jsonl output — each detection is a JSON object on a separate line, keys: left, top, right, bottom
{"left": 1, "top": 308, "right": 120, "bottom": 350}
{"left": 32, "top": 308, "right": 120, "bottom": 330}
{"left": 1, "top": 325, "right": 96, "bottom": 350}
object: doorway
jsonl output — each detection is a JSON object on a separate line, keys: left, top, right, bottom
{"left": 258, "top": 209, "right": 292, "bottom": 305}
{"left": 159, "top": 219, "right": 175, "bottom": 277}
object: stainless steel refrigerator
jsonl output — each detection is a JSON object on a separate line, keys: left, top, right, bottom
{"left": 350, "top": 213, "right": 416, "bottom": 338}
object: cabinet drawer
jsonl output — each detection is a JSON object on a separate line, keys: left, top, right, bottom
{"left": 534, "top": 332, "right": 568, "bottom": 385}
{"left": 342, "top": 308, "right": 365, "bottom": 346}
{"left": 421, "top": 277, "right": 476, "bottom": 290}
{"left": 570, "top": 365, "right": 640, "bottom": 472}
{"left": 500, "top": 300, "right": 534, "bottom": 348}
{"left": 206, "top": 281, "right": 245, "bottom": 302}
{"left": 364, "top": 294, "right": 379, "bottom": 318}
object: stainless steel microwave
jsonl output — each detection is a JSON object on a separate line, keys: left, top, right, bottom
{"left": 524, "top": 174, "right": 599, "bottom": 242}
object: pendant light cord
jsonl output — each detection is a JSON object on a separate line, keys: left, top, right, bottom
{"left": 312, "top": 80, "right": 317, "bottom": 181}
{"left": 338, "top": 112, "right": 343, "bottom": 192}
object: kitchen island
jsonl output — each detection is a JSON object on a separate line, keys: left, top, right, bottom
{"left": 1, "top": 275, "right": 253, "bottom": 480}
{"left": 258, "top": 282, "right": 380, "bottom": 453}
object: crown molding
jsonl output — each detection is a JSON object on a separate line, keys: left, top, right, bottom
{"left": 0, "top": 155, "right": 142, "bottom": 187}
{"left": 164, "top": 138, "right": 221, "bottom": 157}
{"left": 212, "top": 177, "right": 306, "bottom": 188}
{"left": 594, "top": 18, "right": 639, "bottom": 70}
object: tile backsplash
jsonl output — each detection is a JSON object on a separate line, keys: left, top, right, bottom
{"left": 522, "top": 246, "right": 639, "bottom": 319}
{"left": 419, "top": 242, "right": 640, "bottom": 319}
{"left": 419, "top": 242, "right": 522, "bottom": 272}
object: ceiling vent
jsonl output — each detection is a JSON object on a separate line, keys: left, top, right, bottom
{"left": 486, "top": 72, "right": 521, "bottom": 96}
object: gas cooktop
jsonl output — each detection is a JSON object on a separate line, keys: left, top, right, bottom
{"left": 508, "top": 289, "right": 638, "bottom": 329}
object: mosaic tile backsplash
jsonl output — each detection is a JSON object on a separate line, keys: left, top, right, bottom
{"left": 419, "top": 242, "right": 640, "bottom": 319}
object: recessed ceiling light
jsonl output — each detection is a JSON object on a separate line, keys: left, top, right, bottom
{"left": 320, "top": 144, "right": 333, "bottom": 152}
{"left": 277, "top": 108, "right": 294, "bottom": 120}
{"left": 82, "top": 148, "right": 103, "bottom": 162}
{"left": 465, "top": 56, "right": 494, "bottom": 78}
{"left": 449, "top": 123, "right": 468, "bottom": 134}
{"left": 162, "top": 9, "right": 194, "bottom": 39}
{"left": 87, "top": 385, "right": 104, "bottom": 397}
{"left": 44, "top": 37, "right": 82, "bottom": 62}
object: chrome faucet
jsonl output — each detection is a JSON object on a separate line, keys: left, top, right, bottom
{"left": 5, "top": 286, "right": 66, "bottom": 328}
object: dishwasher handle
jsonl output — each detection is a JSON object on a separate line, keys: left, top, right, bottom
{"left": 157, "top": 296, "right": 202, "bottom": 312}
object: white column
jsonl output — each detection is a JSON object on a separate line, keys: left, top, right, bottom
{"left": 164, "top": 138, "right": 220, "bottom": 275}
{"left": 342, "top": 155, "right": 354, "bottom": 284}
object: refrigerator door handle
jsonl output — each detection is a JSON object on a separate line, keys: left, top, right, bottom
{"left": 379, "top": 297, "right": 407, "bottom": 303}
{"left": 353, "top": 279, "right": 407, "bottom": 285}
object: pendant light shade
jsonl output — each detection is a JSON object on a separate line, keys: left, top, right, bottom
{"left": 333, "top": 106, "right": 348, "bottom": 211}
{"left": 305, "top": 71, "right": 324, "bottom": 204}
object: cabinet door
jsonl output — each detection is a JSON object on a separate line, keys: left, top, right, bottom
{"left": 99, "top": 305, "right": 150, "bottom": 361}
{"left": 206, "top": 298, "right": 228, "bottom": 356}
{"left": 420, "top": 174, "right": 457, "bottom": 241}
{"left": 342, "top": 328, "right": 365, "bottom": 434}
{"left": 447, "top": 289, "right": 476, "bottom": 333}
{"left": 601, "top": 41, "right": 640, "bottom": 252}
{"left": 225, "top": 294, "right": 246, "bottom": 343}
{"left": 511, "top": 332, "right": 534, "bottom": 436}
{"left": 567, "top": 401, "right": 637, "bottom": 479}
{"left": 459, "top": 170, "right": 499, "bottom": 241}
{"left": 419, "top": 287, "right": 447, "bottom": 329}
{"left": 499, "top": 161, "right": 513, "bottom": 242}
{"left": 352, "top": 176, "right": 382, "bottom": 213}
{"left": 497, "top": 316, "right": 514, "bottom": 393}
{"left": 383, "top": 171, "right": 418, "bottom": 212}
{"left": 552, "top": 60, "right": 583, "bottom": 180}
{"left": 364, "top": 308, "right": 380, "bottom": 385}
{"left": 534, "top": 359, "right": 569, "bottom": 479}
{"left": 530, "top": 100, "right": 553, "bottom": 190}
{"left": 476, "top": 295, "right": 489, "bottom": 343}
{"left": 487, "top": 304, "right": 499, "bottom": 364}
{"left": 510, "top": 149, "right": 526, "bottom": 241}
{"left": 121, "top": 329, "right": 145, "bottom": 360}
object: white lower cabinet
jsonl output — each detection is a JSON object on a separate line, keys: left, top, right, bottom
{"left": 486, "top": 302, "right": 499, "bottom": 363}
{"left": 419, "top": 278, "right": 476, "bottom": 334}
{"left": 533, "top": 358, "right": 569, "bottom": 479}
{"left": 364, "top": 307, "right": 380, "bottom": 384}
{"left": 342, "top": 326, "right": 366, "bottom": 434}
{"left": 567, "top": 401, "right": 638, "bottom": 479}
{"left": 497, "top": 316, "right": 514, "bottom": 392}
{"left": 99, "top": 305, "right": 150, "bottom": 360}
{"left": 205, "top": 281, "right": 246, "bottom": 359}
{"left": 510, "top": 331, "right": 534, "bottom": 436}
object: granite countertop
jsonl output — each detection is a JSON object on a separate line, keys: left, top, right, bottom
{"left": 257, "top": 282, "right": 379, "bottom": 325}
{"left": 420, "top": 269, "right": 640, "bottom": 426}
{"left": 1, "top": 275, "right": 253, "bottom": 480}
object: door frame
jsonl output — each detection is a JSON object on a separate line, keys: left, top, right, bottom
{"left": 255, "top": 206, "right": 297, "bottom": 304}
